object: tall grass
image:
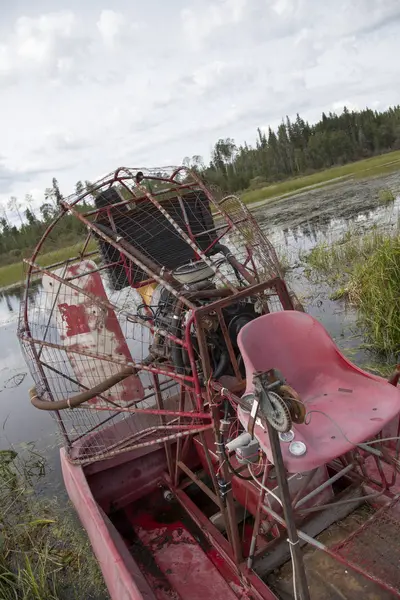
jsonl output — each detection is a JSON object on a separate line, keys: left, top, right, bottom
{"left": 304, "top": 224, "right": 400, "bottom": 356}
{"left": 0, "top": 447, "right": 108, "bottom": 600}
{"left": 348, "top": 236, "right": 400, "bottom": 355}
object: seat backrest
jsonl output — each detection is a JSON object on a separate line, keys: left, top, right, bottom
{"left": 238, "top": 311, "right": 344, "bottom": 393}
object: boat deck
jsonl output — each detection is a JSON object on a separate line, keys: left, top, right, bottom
{"left": 269, "top": 500, "right": 400, "bottom": 599}
{"left": 110, "top": 489, "right": 246, "bottom": 600}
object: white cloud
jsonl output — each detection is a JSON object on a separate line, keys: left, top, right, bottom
{"left": 0, "top": 0, "right": 399, "bottom": 209}
{"left": 97, "top": 10, "right": 125, "bottom": 48}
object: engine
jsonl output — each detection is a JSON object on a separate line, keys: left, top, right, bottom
{"left": 147, "top": 261, "right": 257, "bottom": 380}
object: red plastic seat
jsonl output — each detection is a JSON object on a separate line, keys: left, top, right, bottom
{"left": 237, "top": 311, "right": 400, "bottom": 472}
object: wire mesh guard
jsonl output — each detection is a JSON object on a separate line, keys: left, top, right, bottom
{"left": 18, "top": 166, "right": 286, "bottom": 464}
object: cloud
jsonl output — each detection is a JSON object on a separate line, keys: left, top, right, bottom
{"left": 0, "top": 0, "right": 399, "bottom": 210}
{"left": 97, "top": 10, "right": 125, "bottom": 48}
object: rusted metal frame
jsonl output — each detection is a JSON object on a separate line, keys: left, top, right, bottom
{"left": 153, "top": 372, "right": 174, "bottom": 481}
{"left": 67, "top": 381, "right": 182, "bottom": 443}
{"left": 220, "top": 192, "right": 284, "bottom": 280}
{"left": 274, "top": 277, "right": 295, "bottom": 310}
{"left": 106, "top": 206, "right": 134, "bottom": 289}
{"left": 180, "top": 318, "right": 234, "bottom": 562}
{"left": 265, "top": 419, "right": 310, "bottom": 600}
{"left": 82, "top": 181, "right": 200, "bottom": 216}
{"left": 202, "top": 223, "right": 232, "bottom": 255}
{"left": 81, "top": 403, "right": 211, "bottom": 419}
{"left": 176, "top": 193, "right": 200, "bottom": 259}
{"left": 64, "top": 259, "right": 122, "bottom": 281}
{"left": 171, "top": 486, "right": 276, "bottom": 600}
{"left": 215, "top": 307, "right": 242, "bottom": 381}
{"left": 291, "top": 468, "right": 319, "bottom": 508}
{"left": 24, "top": 257, "right": 185, "bottom": 348}
{"left": 296, "top": 490, "right": 384, "bottom": 516}
{"left": 372, "top": 453, "right": 390, "bottom": 489}
{"left": 184, "top": 288, "right": 234, "bottom": 300}
{"left": 184, "top": 312, "right": 204, "bottom": 410}
{"left": 172, "top": 486, "right": 237, "bottom": 570}
{"left": 134, "top": 181, "right": 238, "bottom": 293}
{"left": 80, "top": 216, "right": 96, "bottom": 257}
{"left": 195, "top": 312, "right": 243, "bottom": 564}
{"left": 19, "top": 209, "right": 80, "bottom": 447}
{"left": 23, "top": 336, "right": 196, "bottom": 385}
{"left": 177, "top": 461, "right": 220, "bottom": 506}
{"left": 195, "top": 277, "right": 285, "bottom": 317}
{"left": 40, "top": 359, "right": 122, "bottom": 409}
{"left": 332, "top": 493, "right": 400, "bottom": 553}
{"left": 79, "top": 424, "right": 215, "bottom": 465}
{"left": 25, "top": 337, "right": 71, "bottom": 445}
{"left": 261, "top": 501, "right": 400, "bottom": 599}
{"left": 174, "top": 384, "right": 186, "bottom": 487}
{"left": 193, "top": 220, "right": 237, "bottom": 238}
{"left": 61, "top": 200, "right": 195, "bottom": 308}
{"left": 29, "top": 250, "right": 99, "bottom": 276}
{"left": 247, "top": 461, "right": 271, "bottom": 569}
{"left": 37, "top": 260, "right": 70, "bottom": 360}
{"left": 178, "top": 170, "right": 272, "bottom": 286}
{"left": 294, "top": 463, "right": 355, "bottom": 510}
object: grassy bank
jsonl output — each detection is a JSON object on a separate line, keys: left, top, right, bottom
{"left": 241, "top": 150, "right": 400, "bottom": 205}
{"left": 0, "top": 242, "right": 98, "bottom": 291}
{"left": 304, "top": 222, "right": 400, "bottom": 356}
{"left": 0, "top": 447, "right": 108, "bottom": 600}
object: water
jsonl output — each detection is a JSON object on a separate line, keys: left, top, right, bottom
{"left": 1, "top": 171, "right": 399, "bottom": 490}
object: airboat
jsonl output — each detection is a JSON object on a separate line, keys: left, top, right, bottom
{"left": 18, "top": 167, "right": 400, "bottom": 599}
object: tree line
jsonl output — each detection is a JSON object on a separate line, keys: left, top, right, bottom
{"left": 185, "top": 105, "right": 400, "bottom": 192}
{"left": 1, "top": 104, "right": 400, "bottom": 266}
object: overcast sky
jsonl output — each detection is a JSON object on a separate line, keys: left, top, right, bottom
{"left": 1, "top": 0, "right": 400, "bottom": 212}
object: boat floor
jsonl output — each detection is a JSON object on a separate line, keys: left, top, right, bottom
{"left": 269, "top": 502, "right": 400, "bottom": 599}
{"left": 110, "top": 489, "right": 246, "bottom": 600}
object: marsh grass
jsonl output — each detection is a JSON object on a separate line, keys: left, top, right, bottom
{"left": 241, "top": 150, "right": 400, "bottom": 205}
{"left": 304, "top": 223, "right": 400, "bottom": 356}
{"left": 378, "top": 188, "right": 395, "bottom": 205}
{"left": 0, "top": 447, "right": 108, "bottom": 600}
{"left": 0, "top": 241, "right": 99, "bottom": 290}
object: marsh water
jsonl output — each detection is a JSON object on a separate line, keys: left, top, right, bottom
{"left": 1, "top": 171, "right": 399, "bottom": 489}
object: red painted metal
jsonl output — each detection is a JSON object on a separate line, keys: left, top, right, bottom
{"left": 20, "top": 165, "right": 400, "bottom": 600}
{"left": 42, "top": 260, "right": 144, "bottom": 406}
{"left": 238, "top": 310, "right": 400, "bottom": 472}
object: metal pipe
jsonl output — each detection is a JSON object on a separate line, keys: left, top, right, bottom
{"left": 295, "top": 463, "right": 354, "bottom": 509}
{"left": 23, "top": 335, "right": 194, "bottom": 384}
{"left": 247, "top": 462, "right": 270, "bottom": 569}
{"left": 297, "top": 490, "right": 384, "bottom": 515}
{"left": 266, "top": 420, "right": 311, "bottom": 600}
{"left": 29, "top": 366, "right": 135, "bottom": 410}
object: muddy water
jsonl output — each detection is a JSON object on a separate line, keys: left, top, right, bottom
{"left": 0, "top": 172, "right": 399, "bottom": 486}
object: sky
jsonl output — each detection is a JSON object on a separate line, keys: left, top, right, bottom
{"left": 1, "top": 0, "right": 400, "bottom": 214}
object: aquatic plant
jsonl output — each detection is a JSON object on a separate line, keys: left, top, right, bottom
{"left": 0, "top": 446, "right": 108, "bottom": 600}
{"left": 378, "top": 188, "right": 395, "bottom": 205}
{"left": 348, "top": 235, "right": 400, "bottom": 355}
{"left": 305, "top": 226, "right": 400, "bottom": 356}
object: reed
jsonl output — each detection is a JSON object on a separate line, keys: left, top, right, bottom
{"left": 304, "top": 224, "right": 400, "bottom": 356}
{"left": 0, "top": 446, "right": 108, "bottom": 600}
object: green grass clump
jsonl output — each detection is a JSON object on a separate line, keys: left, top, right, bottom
{"left": 0, "top": 447, "right": 108, "bottom": 600}
{"left": 348, "top": 236, "right": 400, "bottom": 355}
{"left": 305, "top": 227, "right": 385, "bottom": 282}
{"left": 378, "top": 188, "right": 395, "bottom": 205}
{"left": 304, "top": 226, "right": 400, "bottom": 356}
